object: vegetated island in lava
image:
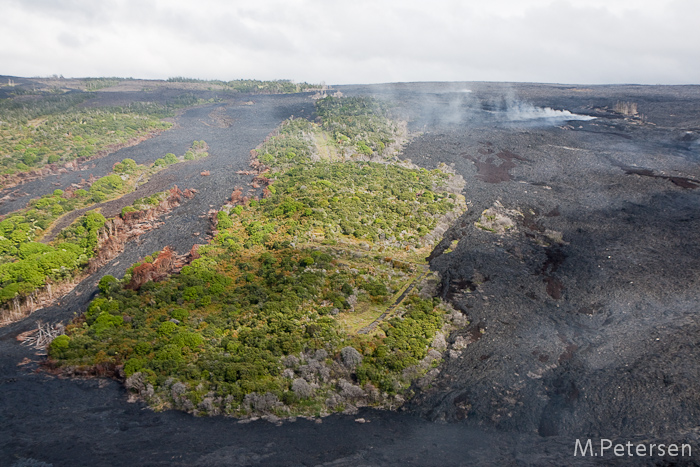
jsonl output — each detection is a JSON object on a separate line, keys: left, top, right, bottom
{"left": 2, "top": 77, "right": 467, "bottom": 419}
{"left": 50, "top": 98, "right": 467, "bottom": 418}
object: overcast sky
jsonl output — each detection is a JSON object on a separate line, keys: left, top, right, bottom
{"left": 2, "top": 0, "right": 698, "bottom": 85}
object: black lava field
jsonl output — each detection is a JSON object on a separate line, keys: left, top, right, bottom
{"left": 2, "top": 82, "right": 700, "bottom": 466}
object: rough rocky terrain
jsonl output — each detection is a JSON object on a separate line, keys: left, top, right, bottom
{"left": 2, "top": 82, "right": 700, "bottom": 465}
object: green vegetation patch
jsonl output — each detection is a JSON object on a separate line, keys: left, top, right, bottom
{"left": 316, "top": 96, "right": 398, "bottom": 156}
{"left": 0, "top": 90, "right": 214, "bottom": 183}
{"left": 0, "top": 105, "right": 168, "bottom": 179}
{"left": 51, "top": 242, "right": 449, "bottom": 417}
{"left": 258, "top": 161, "right": 454, "bottom": 248}
{"left": 51, "top": 97, "right": 463, "bottom": 418}
{"left": 0, "top": 210, "right": 105, "bottom": 301}
{"left": 256, "top": 96, "right": 401, "bottom": 168}
{"left": 166, "top": 77, "right": 322, "bottom": 94}
{"left": 83, "top": 78, "right": 124, "bottom": 91}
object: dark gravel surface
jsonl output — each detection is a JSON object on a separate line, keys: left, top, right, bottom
{"left": 2, "top": 83, "right": 700, "bottom": 466}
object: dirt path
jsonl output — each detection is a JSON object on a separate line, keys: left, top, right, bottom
{"left": 358, "top": 268, "right": 429, "bottom": 334}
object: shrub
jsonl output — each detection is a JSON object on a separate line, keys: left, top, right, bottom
{"left": 124, "top": 357, "right": 147, "bottom": 376}
{"left": 170, "top": 308, "right": 189, "bottom": 321}
{"left": 18, "top": 242, "right": 53, "bottom": 259}
{"left": 114, "top": 158, "right": 138, "bottom": 174}
{"left": 98, "top": 275, "right": 118, "bottom": 294}
{"left": 121, "top": 206, "right": 138, "bottom": 217}
{"left": 164, "top": 153, "right": 178, "bottom": 165}
{"left": 90, "top": 312, "right": 123, "bottom": 337}
{"left": 89, "top": 174, "right": 124, "bottom": 202}
{"left": 50, "top": 335, "right": 70, "bottom": 351}
{"left": 216, "top": 211, "right": 233, "bottom": 229}
{"left": 341, "top": 346, "right": 362, "bottom": 369}
{"left": 357, "top": 142, "right": 372, "bottom": 155}
{"left": 172, "top": 331, "right": 203, "bottom": 349}
{"left": 158, "top": 321, "right": 178, "bottom": 336}
{"left": 291, "top": 378, "right": 313, "bottom": 399}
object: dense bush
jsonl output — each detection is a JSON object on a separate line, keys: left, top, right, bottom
{"left": 0, "top": 210, "right": 105, "bottom": 301}
{"left": 0, "top": 103, "right": 170, "bottom": 179}
{"left": 315, "top": 96, "right": 398, "bottom": 157}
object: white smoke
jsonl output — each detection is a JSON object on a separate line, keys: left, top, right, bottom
{"left": 506, "top": 102, "right": 595, "bottom": 122}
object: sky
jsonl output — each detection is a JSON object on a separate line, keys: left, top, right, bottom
{"left": 1, "top": 0, "right": 699, "bottom": 85}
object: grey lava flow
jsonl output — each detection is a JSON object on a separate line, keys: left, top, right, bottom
{"left": 2, "top": 82, "right": 700, "bottom": 466}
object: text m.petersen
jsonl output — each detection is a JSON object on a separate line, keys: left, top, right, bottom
{"left": 574, "top": 439, "right": 692, "bottom": 458}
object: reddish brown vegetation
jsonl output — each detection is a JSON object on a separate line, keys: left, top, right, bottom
{"left": 188, "top": 244, "right": 201, "bottom": 260}
{"left": 126, "top": 247, "right": 175, "bottom": 289}
{"left": 248, "top": 149, "right": 269, "bottom": 174}
{"left": 230, "top": 187, "right": 243, "bottom": 203}
{"left": 87, "top": 186, "right": 192, "bottom": 275}
{"left": 125, "top": 244, "right": 201, "bottom": 290}
{"left": 41, "top": 354, "right": 122, "bottom": 379}
{"left": 252, "top": 174, "right": 271, "bottom": 186}
{"left": 230, "top": 186, "right": 249, "bottom": 205}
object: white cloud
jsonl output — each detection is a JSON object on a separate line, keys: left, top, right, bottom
{"left": 1, "top": 0, "right": 698, "bottom": 84}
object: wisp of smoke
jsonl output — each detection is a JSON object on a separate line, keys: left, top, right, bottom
{"left": 506, "top": 102, "right": 595, "bottom": 122}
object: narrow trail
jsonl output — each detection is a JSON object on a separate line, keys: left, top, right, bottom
{"left": 358, "top": 267, "right": 429, "bottom": 334}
